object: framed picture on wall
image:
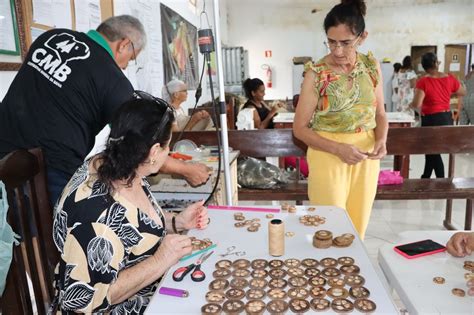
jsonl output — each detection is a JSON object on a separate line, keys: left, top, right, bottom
{"left": 160, "top": 3, "right": 199, "bottom": 89}
{"left": 0, "top": 0, "right": 21, "bottom": 56}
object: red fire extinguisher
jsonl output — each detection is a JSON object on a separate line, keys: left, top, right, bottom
{"left": 261, "top": 64, "right": 273, "bottom": 88}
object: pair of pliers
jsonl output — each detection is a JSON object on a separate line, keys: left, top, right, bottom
{"left": 172, "top": 251, "right": 213, "bottom": 282}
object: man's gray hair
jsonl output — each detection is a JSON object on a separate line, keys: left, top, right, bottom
{"left": 97, "top": 15, "right": 147, "bottom": 50}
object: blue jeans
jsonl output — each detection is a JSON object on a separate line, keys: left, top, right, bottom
{"left": 46, "top": 168, "right": 71, "bottom": 206}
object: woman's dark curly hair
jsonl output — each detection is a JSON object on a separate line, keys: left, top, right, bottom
{"left": 243, "top": 78, "right": 264, "bottom": 100}
{"left": 97, "top": 94, "right": 175, "bottom": 188}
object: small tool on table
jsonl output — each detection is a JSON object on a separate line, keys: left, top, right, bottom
{"left": 172, "top": 251, "right": 213, "bottom": 282}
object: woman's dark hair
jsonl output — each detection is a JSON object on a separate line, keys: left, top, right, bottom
{"left": 402, "top": 56, "right": 412, "bottom": 69}
{"left": 324, "top": 0, "right": 366, "bottom": 36}
{"left": 243, "top": 78, "right": 264, "bottom": 100}
{"left": 393, "top": 62, "right": 402, "bottom": 72}
{"left": 421, "top": 52, "right": 438, "bottom": 71}
{"left": 97, "top": 96, "right": 175, "bottom": 188}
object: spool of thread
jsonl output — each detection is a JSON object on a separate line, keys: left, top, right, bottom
{"left": 268, "top": 219, "right": 285, "bottom": 256}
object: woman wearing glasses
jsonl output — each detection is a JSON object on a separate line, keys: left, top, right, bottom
{"left": 51, "top": 95, "right": 209, "bottom": 313}
{"left": 293, "top": 0, "right": 387, "bottom": 239}
{"left": 162, "top": 79, "right": 211, "bottom": 131}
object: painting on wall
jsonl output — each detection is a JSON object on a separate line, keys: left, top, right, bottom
{"left": 161, "top": 3, "right": 199, "bottom": 89}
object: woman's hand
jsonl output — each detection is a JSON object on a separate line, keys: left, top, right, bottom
{"left": 446, "top": 232, "right": 474, "bottom": 257}
{"left": 175, "top": 200, "right": 209, "bottom": 230}
{"left": 368, "top": 140, "right": 387, "bottom": 160}
{"left": 191, "top": 110, "right": 210, "bottom": 122}
{"left": 153, "top": 234, "right": 192, "bottom": 267}
{"left": 335, "top": 143, "right": 368, "bottom": 165}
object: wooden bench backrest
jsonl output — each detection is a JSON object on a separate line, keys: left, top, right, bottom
{"left": 172, "top": 126, "right": 474, "bottom": 157}
{"left": 0, "top": 149, "right": 58, "bottom": 315}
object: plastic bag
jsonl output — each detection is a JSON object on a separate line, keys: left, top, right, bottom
{"left": 237, "top": 157, "right": 288, "bottom": 189}
{"left": 0, "top": 181, "right": 19, "bottom": 296}
{"left": 378, "top": 170, "right": 404, "bottom": 186}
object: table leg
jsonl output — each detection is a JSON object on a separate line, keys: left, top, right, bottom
{"left": 393, "top": 155, "right": 410, "bottom": 178}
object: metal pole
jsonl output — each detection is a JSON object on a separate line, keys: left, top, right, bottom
{"left": 212, "top": 0, "right": 233, "bottom": 205}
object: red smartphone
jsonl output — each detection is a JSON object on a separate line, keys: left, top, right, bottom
{"left": 394, "top": 239, "right": 446, "bottom": 259}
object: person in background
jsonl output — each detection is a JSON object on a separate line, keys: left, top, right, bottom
{"left": 293, "top": 0, "right": 388, "bottom": 239}
{"left": 0, "top": 15, "right": 210, "bottom": 205}
{"left": 242, "top": 78, "right": 282, "bottom": 129}
{"left": 446, "top": 231, "right": 474, "bottom": 296}
{"left": 460, "top": 64, "right": 474, "bottom": 125}
{"left": 391, "top": 62, "right": 402, "bottom": 111}
{"left": 397, "top": 55, "right": 417, "bottom": 116}
{"left": 52, "top": 95, "right": 210, "bottom": 313}
{"left": 162, "top": 79, "right": 211, "bottom": 131}
{"left": 410, "top": 52, "right": 466, "bottom": 178}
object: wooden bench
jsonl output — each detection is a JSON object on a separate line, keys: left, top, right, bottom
{"left": 171, "top": 126, "right": 474, "bottom": 230}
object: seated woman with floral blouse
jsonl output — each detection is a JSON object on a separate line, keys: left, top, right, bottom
{"left": 51, "top": 92, "right": 209, "bottom": 313}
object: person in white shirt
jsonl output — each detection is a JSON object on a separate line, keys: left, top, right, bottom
{"left": 391, "top": 62, "right": 402, "bottom": 111}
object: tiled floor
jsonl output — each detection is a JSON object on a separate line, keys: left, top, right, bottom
{"left": 239, "top": 152, "right": 473, "bottom": 314}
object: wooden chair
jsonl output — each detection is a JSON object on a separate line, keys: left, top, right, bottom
{"left": 0, "top": 148, "right": 59, "bottom": 315}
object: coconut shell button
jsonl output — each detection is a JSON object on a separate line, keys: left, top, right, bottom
{"left": 340, "top": 264, "right": 360, "bottom": 276}
{"left": 251, "top": 269, "right": 268, "bottom": 279}
{"left": 287, "top": 267, "right": 305, "bottom": 277}
{"left": 331, "top": 298, "right": 354, "bottom": 313}
{"left": 452, "top": 288, "right": 466, "bottom": 297}
{"left": 328, "top": 277, "right": 346, "bottom": 288}
{"left": 337, "top": 256, "right": 355, "bottom": 266}
{"left": 309, "top": 286, "right": 327, "bottom": 298}
{"left": 301, "top": 258, "right": 319, "bottom": 268}
{"left": 310, "top": 298, "right": 331, "bottom": 312}
{"left": 284, "top": 258, "right": 301, "bottom": 268}
{"left": 209, "top": 279, "right": 230, "bottom": 291}
{"left": 269, "top": 259, "right": 284, "bottom": 268}
{"left": 308, "top": 275, "right": 327, "bottom": 287}
{"left": 205, "top": 291, "right": 226, "bottom": 303}
{"left": 215, "top": 260, "right": 232, "bottom": 269}
{"left": 344, "top": 274, "right": 366, "bottom": 287}
{"left": 320, "top": 257, "right": 338, "bottom": 267}
{"left": 222, "top": 300, "right": 245, "bottom": 314}
{"left": 322, "top": 267, "right": 342, "bottom": 278}
{"left": 230, "top": 278, "right": 248, "bottom": 289}
{"left": 268, "top": 278, "right": 288, "bottom": 289}
{"left": 213, "top": 268, "right": 232, "bottom": 279}
{"left": 245, "top": 300, "right": 266, "bottom": 315}
{"left": 266, "top": 300, "right": 289, "bottom": 314}
{"left": 289, "top": 298, "right": 310, "bottom": 313}
{"left": 267, "top": 288, "right": 287, "bottom": 300}
{"left": 249, "top": 278, "right": 268, "bottom": 290}
{"left": 251, "top": 259, "right": 268, "bottom": 269}
{"left": 268, "top": 268, "right": 287, "bottom": 279}
{"left": 246, "top": 288, "right": 266, "bottom": 300}
{"left": 288, "top": 287, "right": 309, "bottom": 299}
{"left": 201, "top": 303, "right": 222, "bottom": 315}
{"left": 354, "top": 298, "right": 377, "bottom": 313}
{"left": 328, "top": 287, "right": 349, "bottom": 299}
{"left": 349, "top": 286, "right": 370, "bottom": 299}
{"left": 288, "top": 276, "right": 308, "bottom": 288}
{"left": 225, "top": 288, "right": 246, "bottom": 300}
{"left": 304, "top": 267, "right": 320, "bottom": 277}
{"left": 232, "top": 268, "right": 251, "bottom": 278}
{"left": 232, "top": 259, "right": 250, "bottom": 269}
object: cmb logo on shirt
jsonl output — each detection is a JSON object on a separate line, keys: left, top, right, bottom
{"left": 27, "top": 33, "right": 90, "bottom": 88}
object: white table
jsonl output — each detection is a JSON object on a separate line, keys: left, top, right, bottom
{"left": 146, "top": 206, "right": 398, "bottom": 314}
{"left": 378, "top": 231, "right": 473, "bottom": 315}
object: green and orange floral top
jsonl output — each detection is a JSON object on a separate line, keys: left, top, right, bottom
{"left": 304, "top": 52, "right": 380, "bottom": 133}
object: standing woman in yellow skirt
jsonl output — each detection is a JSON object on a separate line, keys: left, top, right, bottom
{"left": 293, "top": 0, "right": 388, "bottom": 239}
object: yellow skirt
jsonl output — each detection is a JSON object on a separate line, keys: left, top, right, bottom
{"left": 307, "top": 130, "right": 380, "bottom": 239}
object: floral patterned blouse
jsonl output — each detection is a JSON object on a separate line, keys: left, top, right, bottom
{"left": 304, "top": 52, "right": 379, "bottom": 133}
{"left": 51, "top": 160, "right": 167, "bottom": 314}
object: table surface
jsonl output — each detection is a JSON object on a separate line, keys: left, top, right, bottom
{"left": 146, "top": 206, "right": 398, "bottom": 314}
{"left": 273, "top": 112, "right": 415, "bottom": 124}
{"left": 378, "top": 231, "right": 473, "bottom": 315}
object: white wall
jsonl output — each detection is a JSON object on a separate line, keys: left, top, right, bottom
{"left": 225, "top": 0, "right": 474, "bottom": 100}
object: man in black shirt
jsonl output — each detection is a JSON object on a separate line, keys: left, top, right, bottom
{"left": 0, "top": 15, "right": 210, "bottom": 204}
